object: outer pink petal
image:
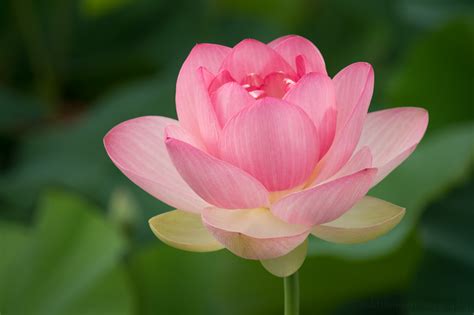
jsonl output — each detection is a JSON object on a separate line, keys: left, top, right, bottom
{"left": 357, "top": 107, "right": 429, "bottom": 186}
{"left": 326, "top": 146, "right": 373, "bottom": 181}
{"left": 370, "top": 145, "right": 416, "bottom": 186}
{"left": 176, "top": 44, "right": 231, "bottom": 151}
{"left": 271, "top": 168, "right": 377, "bottom": 226}
{"left": 333, "top": 62, "right": 374, "bottom": 124}
{"left": 208, "top": 70, "right": 235, "bottom": 94}
{"left": 218, "top": 98, "right": 319, "bottom": 191}
{"left": 164, "top": 124, "right": 207, "bottom": 151}
{"left": 210, "top": 82, "right": 255, "bottom": 127}
{"left": 268, "top": 35, "right": 326, "bottom": 75}
{"left": 202, "top": 207, "right": 309, "bottom": 260}
{"left": 283, "top": 73, "right": 337, "bottom": 155}
{"left": 220, "top": 39, "right": 295, "bottom": 81}
{"left": 104, "top": 116, "right": 209, "bottom": 213}
{"left": 312, "top": 62, "right": 374, "bottom": 183}
{"left": 165, "top": 137, "right": 269, "bottom": 209}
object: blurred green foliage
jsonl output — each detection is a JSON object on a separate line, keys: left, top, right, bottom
{"left": 0, "top": 0, "right": 473, "bottom": 314}
{"left": 0, "top": 191, "right": 133, "bottom": 315}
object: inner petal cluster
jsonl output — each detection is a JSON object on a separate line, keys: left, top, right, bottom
{"left": 241, "top": 72, "right": 297, "bottom": 99}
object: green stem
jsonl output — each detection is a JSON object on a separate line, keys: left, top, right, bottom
{"left": 284, "top": 271, "right": 300, "bottom": 315}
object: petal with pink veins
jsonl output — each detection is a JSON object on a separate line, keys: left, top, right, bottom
{"left": 208, "top": 70, "right": 235, "bottom": 94}
{"left": 312, "top": 62, "right": 374, "bottom": 183}
{"left": 268, "top": 35, "right": 326, "bottom": 75}
{"left": 176, "top": 44, "right": 231, "bottom": 151}
{"left": 333, "top": 62, "right": 374, "bottom": 124}
{"left": 211, "top": 82, "right": 255, "bottom": 127}
{"left": 202, "top": 207, "right": 309, "bottom": 259}
{"left": 295, "top": 55, "right": 306, "bottom": 77}
{"left": 218, "top": 98, "right": 319, "bottom": 192}
{"left": 220, "top": 39, "right": 295, "bottom": 82}
{"left": 356, "top": 107, "right": 429, "bottom": 186}
{"left": 317, "top": 107, "right": 338, "bottom": 157}
{"left": 263, "top": 72, "right": 296, "bottom": 99}
{"left": 199, "top": 67, "right": 215, "bottom": 87}
{"left": 104, "top": 116, "right": 209, "bottom": 213}
{"left": 166, "top": 137, "right": 269, "bottom": 209}
{"left": 284, "top": 73, "right": 337, "bottom": 155}
{"left": 165, "top": 124, "right": 207, "bottom": 151}
{"left": 271, "top": 168, "right": 377, "bottom": 226}
{"left": 326, "top": 146, "right": 372, "bottom": 181}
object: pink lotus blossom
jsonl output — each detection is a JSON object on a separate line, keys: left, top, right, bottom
{"left": 104, "top": 35, "right": 428, "bottom": 266}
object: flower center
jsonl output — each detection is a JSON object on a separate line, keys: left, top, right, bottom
{"left": 241, "top": 72, "right": 296, "bottom": 99}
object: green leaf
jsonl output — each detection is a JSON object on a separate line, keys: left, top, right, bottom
{"left": 309, "top": 122, "right": 474, "bottom": 259}
{"left": 0, "top": 223, "right": 30, "bottom": 308}
{"left": 0, "top": 87, "right": 45, "bottom": 133}
{"left": 387, "top": 18, "right": 474, "bottom": 132}
{"left": 398, "top": 0, "right": 474, "bottom": 27}
{"left": 407, "top": 178, "right": 474, "bottom": 314}
{"left": 0, "top": 190, "right": 134, "bottom": 315}
{"left": 0, "top": 79, "right": 175, "bottom": 217}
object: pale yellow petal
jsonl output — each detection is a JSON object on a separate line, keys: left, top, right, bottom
{"left": 260, "top": 239, "right": 307, "bottom": 277}
{"left": 149, "top": 210, "right": 224, "bottom": 252}
{"left": 311, "top": 196, "right": 405, "bottom": 244}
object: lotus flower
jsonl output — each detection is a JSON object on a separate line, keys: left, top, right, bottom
{"left": 104, "top": 35, "right": 428, "bottom": 275}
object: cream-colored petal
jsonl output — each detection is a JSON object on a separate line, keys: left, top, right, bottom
{"left": 202, "top": 207, "right": 309, "bottom": 260}
{"left": 260, "top": 239, "right": 308, "bottom": 278}
{"left": 202, "top": 207, "right": 308, "bottom": 238}
{"left": 311, "top": 196, "right": 405, "bottom": 244}
{"left": 149, "top": 210, "right": 224, "bottom": 252}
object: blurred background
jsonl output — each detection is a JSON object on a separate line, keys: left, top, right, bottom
{"left": 0, "top": 0, "right": 473, "bottom": 314}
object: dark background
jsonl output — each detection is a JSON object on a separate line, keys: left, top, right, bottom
{"left": 0, "top": 0, "right": 473, "bottom": 314}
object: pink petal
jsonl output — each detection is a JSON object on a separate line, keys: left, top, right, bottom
{"left": 268, "top": 35, "right": 326, "bottom": 75}
{"left": 312, "top": 62, "right": 374, "bottom": 183}
{"left": 271, "top": 168, "right": 377, "bottom": 226}
{"left": 218, "top": 98, "right": 319, "bottom": 191}
{"left": 317, "top": 107, "right": 338, "bottom": 157}
{"left": 333, "top": 62, "right": 374, "bottom": 124}
{"left": 210, "top": 82, "right": 255, "bottom": 127}
{"left": 165, "top": 137, "right": 269, "bottom": 209}
{"left": 283, "top": 73, "right": 337, "bottom": 155}
{"left": 208, "top": 70, "right": 235, "bottom": 94}
{"left": 263, "top": 72, "right": 293, "bottom": 99}
{"left": 295, "top": 55, "right": 306, "bottom": 77}
{"left": 164, "top": 124, "right": 206, "bottom": 151}
{"left": 357, "top": 107, "right": 429, "bottom": 186}
{"left": 220, "top": 39, "right": 295, "bottom": 82}
{"left": 371, "top": 145, "right": 416, "bottom": 186}
{"left": 202, "top": 207, "right": 309, "bottom": 259}
{"left": 104, "top": 116, "right": 209, "bottom": 213}
{"left": 176, "top": 44, "right": 231, "bottom": 151}
{"left": 328, "top": 146, "right": 373, "bottom": 180}
{"left": 200, "top": 67, "right": 215, "bottom": 87}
